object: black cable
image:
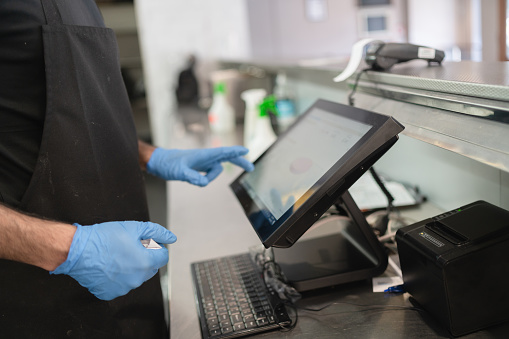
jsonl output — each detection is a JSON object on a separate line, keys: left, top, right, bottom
{"left": 369, "top": 167, "right": 394, "bottom": 207}
{"left": 348, "top": 68, "right": 371, "bottom": 106}
{"left": 256, "top": 249, "right": 426, "bottom": 333}
{"left": 296, "top": 301, "right": 425, "bottom": 314}
{"left": 278, "top": 302, "right": 299, "bottom": 332}
{"left": 367, "top": 167, "right": 394, "bottom": 236}
{"left": 256, "top": 248, "right": 301, "bottom": 332}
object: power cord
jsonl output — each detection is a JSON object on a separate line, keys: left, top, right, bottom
{"left": 348, "top": 68, "right": 370, "bottom": 106}
{"left": 253, "top": 248, "right": 301, "bottom": 331}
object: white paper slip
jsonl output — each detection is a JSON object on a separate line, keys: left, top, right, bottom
{"left": 372, "top": 276, "right": 404, "bottom": 293}
{"left": 141, "top": 239, "right": 162, "bottom": 250}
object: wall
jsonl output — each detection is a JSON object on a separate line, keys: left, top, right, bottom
{"left": 246, "top": 0, "right": 408, "bottom": 60}
{"left": 407, "top": 0, "right": 457, "bottom": 57}
{"left": 246, "top": 0, "right": 359, "bottom": 59}
{"left": 134, "top": 0, "right": 251, "bottom": 147}
{"left": 480, "top": 0, "right": 501, "bottom": 61}
{"left": 407, "top": 0, "right": 500, "bottom": 61}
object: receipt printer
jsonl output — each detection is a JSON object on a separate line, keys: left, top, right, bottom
{"left": 396, "top": 201, "right": 509, "bottom": 336}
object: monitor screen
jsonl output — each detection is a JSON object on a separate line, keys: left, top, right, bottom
{"left": 231, "top": 99, "right": 404, "bottom": 248}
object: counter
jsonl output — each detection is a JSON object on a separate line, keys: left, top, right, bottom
{"left": 166, "top": 108, "right": 509, "bottom": 338}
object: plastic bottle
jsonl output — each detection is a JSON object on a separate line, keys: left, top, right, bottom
{"left": 247, "top": 95, "right": 278, "bottom": 162}
{"left": 208, "top": 82, "right": 235, "bottom": 133}
{"left": 241, "top": 88, "right": 267, "bottom": 148}
{"left": 273, "top": 72, "right": 296, "bottom": 132}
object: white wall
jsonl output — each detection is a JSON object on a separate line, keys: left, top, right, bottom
{"left": 407, "top": 0, "right": 457, "bottom": 53}
{"left": 480, "top": 0, "right": 500, "bottom": 61}
{"left": 407, "top": 0, "right": 500, "bottom": 61}
{"left": 246, "top": 0, "right": 408, "bottom": 60}
{"left": 134, "top": 0, "right": 251, "bottom": 147}
{"left": 246, "top": 0, "right": 359, "bottom": 59}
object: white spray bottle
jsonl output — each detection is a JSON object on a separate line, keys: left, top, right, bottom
{"left": 208, "top": 82, "right": 235, "bottom": 133}
{"left": 241, "top": 88, "right": 267, "bottom": 149}
{"left": 245, "top": 95, "right": 278, "bottom": 162}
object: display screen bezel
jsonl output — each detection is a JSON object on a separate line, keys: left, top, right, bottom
{"left": 230, "top": 99, "right": 402, "bottom": 248}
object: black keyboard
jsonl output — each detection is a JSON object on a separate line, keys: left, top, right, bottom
{"left": 191, "top": 253, "right": 291, "bottom": 338}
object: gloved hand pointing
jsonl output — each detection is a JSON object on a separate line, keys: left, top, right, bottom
{"left": 146, "top": 146, "right": 254, "bottom": 186}
{"left": 51, "top": 221, "right": 177, "bottom": 301}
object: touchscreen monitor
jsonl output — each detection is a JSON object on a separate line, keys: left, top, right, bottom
{"left": 230, "top": 99, "right": 404, "bottom": 248}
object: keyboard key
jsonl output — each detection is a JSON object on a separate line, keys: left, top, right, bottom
{"left": 233, "top": 323, "right": 246, "bottom": 331}
{"left": 254, "top": 306, "right": 265, "bottom": 313}
{"left": 243, "top": 314, "right": 254, "bottom": 321}
{"left": 220, "top": 320, "right": 231, "bottom": 327}
{"left": 221, "top": 326, "right": 233, "bottom": 334}
{"left": 255, "top": 311, "right": 267, "bottom": 319}
{"left": 207, "top": 318, "right": 218, "bottom": 326}
{"left": 209, "top": 329, "right": 221, "bottom": 336}
{"left": 230, "top": 313, "right": 242, "bottom": 324}
{"left": 245, "top": 320, "right": 257, "bottom": 329}
{"left": 256, "top": 318, "right": 268, "bottom": 326}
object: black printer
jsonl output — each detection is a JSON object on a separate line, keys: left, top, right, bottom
{"left": 396, "top": 200, "right": 509, "bottom": 336}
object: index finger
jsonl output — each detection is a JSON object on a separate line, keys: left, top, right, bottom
{"left": 229, "top": 156, "right": 255, "bottom": 172}
{"left": 198, "top": 146, "right": 249, "bottom": 164}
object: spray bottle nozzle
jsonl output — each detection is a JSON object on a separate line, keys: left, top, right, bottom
{"left": 213, "top": 82, "right": 226, "bottom": 94}
{"left": 259, "top": 95, "right": 279, "bottom": 117}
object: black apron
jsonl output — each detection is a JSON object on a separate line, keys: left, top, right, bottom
{"left": 0, "top": 0, "right": 167, "bottom": 337}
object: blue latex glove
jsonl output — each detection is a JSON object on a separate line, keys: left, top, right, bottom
{"left": 146, "top": 146, "right": 254, "bottom": 186}
{"left": 51, "top": 221, "right": 177, "bottom": 301}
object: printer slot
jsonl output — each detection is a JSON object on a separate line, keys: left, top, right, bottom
{"left": 426, "top": 221, "right": 468, "bottom": 245}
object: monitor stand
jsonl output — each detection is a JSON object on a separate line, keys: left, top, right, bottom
{"left": 272, "top": 191, "right": 388, "bottom": 292}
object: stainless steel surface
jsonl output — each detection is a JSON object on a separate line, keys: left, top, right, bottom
{"left": 355, "top": 80, "right": 509, "bottom": 117}
{"left": 352, "top": 92, "right": 509, "bottom": 172}
{"left": 362, "top": 61, "right": 509, "bottom": 101}
{"left": 167, "top": 109, "right": 509, "bottom": 338}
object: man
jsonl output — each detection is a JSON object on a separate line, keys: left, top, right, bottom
{"left": 0, "top": 1, "right": 253, "bottom": 338}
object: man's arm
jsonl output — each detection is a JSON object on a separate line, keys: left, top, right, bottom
{"left": 138, "top": 140, "right": 254, "bottom": 186}
{"left": 0, "top": 202, "right": 176, "bottom": 300}
{"left": 0, "top": 203, "right": 75, "bottom": 271}
{"left": 138, "top": 139, "right": 156, "bottom": 170}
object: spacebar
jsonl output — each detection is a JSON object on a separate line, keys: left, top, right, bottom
{"left": 201, "top": 281, "right": 212, "bottom": 299}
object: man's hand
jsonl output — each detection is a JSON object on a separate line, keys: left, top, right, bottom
{"left": 50, "top": 221, "right": 176, "bottom": 300}
{"left": 146, "top": 146, "right": 254, "bottom": 186}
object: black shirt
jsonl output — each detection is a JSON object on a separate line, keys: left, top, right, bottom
{"left": 0, "top": 0, "right": 105, "bottom": 206}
